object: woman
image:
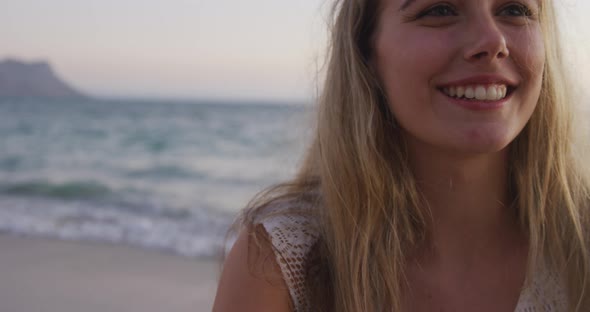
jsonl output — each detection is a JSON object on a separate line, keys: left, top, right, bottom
{"left": 213, "top": 0, "right": 590, "bottom": 311}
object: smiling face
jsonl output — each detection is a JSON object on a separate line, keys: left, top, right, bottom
{"left": 373, "top": 0, "right": 545, "bottom": 154}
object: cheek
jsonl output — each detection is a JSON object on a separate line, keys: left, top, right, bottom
{"left": 384, "top": 32, "right": 452, "bottom": 67}
{"left": 375, "top": 29, "right": 455, "bottom": 108}
{"left": 509, "top": 25, "right": 545, "bottom": 87}
{"left": 506, "top": 26, "right": 545, "bottom": 129}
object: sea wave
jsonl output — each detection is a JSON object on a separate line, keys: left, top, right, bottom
{"left": 0, "top": 195, "right": 234, "bottom": 259}
{"left": 0, "top": 155, "right": 22, "bottom": 171}
{"left": 0, "top": 98, "right": 306, "bottom": 258}
{"left": 0, "top": 180, "right": 112, "bottom": 199}
{"left": 124, "top": 165, "right": 207, "bottom": 180}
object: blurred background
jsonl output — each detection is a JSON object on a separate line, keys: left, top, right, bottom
{"left": 0, "top": 0, "right": 588, "bottom": 311}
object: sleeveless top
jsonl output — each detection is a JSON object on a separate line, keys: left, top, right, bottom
{"left": 257, "top": 211, "right": 570, "bottom": 312}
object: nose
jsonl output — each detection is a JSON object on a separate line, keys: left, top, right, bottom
{"left": 463, "top": 18, "right": 509, "bottom": 63}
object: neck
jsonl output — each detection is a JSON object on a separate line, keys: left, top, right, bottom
{"left": 407, "top": 139, "right": 522, "bottom": 264}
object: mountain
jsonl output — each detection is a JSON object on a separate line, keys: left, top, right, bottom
{"left": 0, "top": 59, "right": 86, "bottom": 98}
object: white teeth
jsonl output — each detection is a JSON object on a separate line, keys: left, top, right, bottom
{"left": 465, "top": 87, "right": 475, "bottom": 99}
{"left": 475, "top": 86, "right": 487, "bottom": 100}
{"left": 442, "top": 84, "right": 510, "bottom": 101}
{"left": 488, "top": 87, "right": 498, "bottom": 100}
{"left": 456, "top": 86, "right": 465, "bottom": 98}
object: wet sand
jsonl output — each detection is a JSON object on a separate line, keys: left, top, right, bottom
{"left": 0, "top": 234, "right": 220, "bottom": 312}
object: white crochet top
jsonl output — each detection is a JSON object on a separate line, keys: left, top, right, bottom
{"left": 259, "top": 212, "right": 569, "bottom": 312}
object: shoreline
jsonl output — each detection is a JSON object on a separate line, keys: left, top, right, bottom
{"left": 0, "top": 234, "right": 221, "bottom": 312}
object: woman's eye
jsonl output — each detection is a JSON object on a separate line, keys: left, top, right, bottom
{"left": 417, "top": 4, "right": 457, "bottom": 18}
{"left": 498, "top": 3, "right": 533, "bottom": 17}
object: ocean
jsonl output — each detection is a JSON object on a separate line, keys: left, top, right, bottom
{"left": 0, "top": 97, "right": 311, "bottom": 258}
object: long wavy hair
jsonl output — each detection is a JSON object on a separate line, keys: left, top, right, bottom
{"left": 235, "top": 0, "right": 590, "bottom": 311}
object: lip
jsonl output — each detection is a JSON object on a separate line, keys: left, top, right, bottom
{"left": 436, "top": 74, "right": 518, "bottom": 111}
{"left": 438, "top": 88, "right": 514, "bottom": 111}
{"left": 437, "top": 74, "right": 519, "bottom": 89}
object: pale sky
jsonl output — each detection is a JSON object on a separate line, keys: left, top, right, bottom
{"left": 1, "top": 0, "right": 589, "bottom": 102}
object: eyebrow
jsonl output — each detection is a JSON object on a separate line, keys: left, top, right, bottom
{"left": 399, "top": 0, "right": 417, "bottom": 11}
{"left": 399, "top": 0, "right": 542, "bottom": 12}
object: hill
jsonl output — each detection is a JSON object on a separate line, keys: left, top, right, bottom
{"left": 0, "top": 59, "right": 86, "bottom": 98}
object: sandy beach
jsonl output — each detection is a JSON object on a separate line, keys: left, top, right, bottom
{"left": 0, "top": 234, "right": 220, "bottom": 312}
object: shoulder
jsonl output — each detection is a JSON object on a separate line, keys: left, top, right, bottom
{"left": 214, "top": 196, "right": 321, "bottom": 312}
{"left": 247, "top": 193, "right": 321, "bottom": 255}
{"left": 213, "top": 226, "right": 293, "bottom": 312}
{"left": 256, "top": 199, "right": 321, "bottom": 258}
{"left": 253, "top": 197, "right": 321, "bottom": 312}
{"left": 515, "top": 263, "right": 569, "bottom": 311}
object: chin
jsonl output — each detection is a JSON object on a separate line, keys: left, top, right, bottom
{"left": 448, "top": 129, "right": 517, "bottom": 155}
{"left": 452, "top": 141, "right": 511, "bottom": 155}
{"left": 402, "top": 121, "right": 526, "bottom": 156}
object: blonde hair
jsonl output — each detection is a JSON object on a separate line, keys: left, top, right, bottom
{"left": 236, "top": 0, "right": 590, "bottom": 311}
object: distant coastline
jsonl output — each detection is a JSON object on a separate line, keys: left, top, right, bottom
{"left": 0, "top": 58, "right": 87, "bottom": 98}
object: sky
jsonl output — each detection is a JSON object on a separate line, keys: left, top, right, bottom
{"left": 1, "top": 0, "right": 589, "bottom": 102}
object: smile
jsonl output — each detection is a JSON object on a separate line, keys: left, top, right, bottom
{"left": 439, "top": 84, "right": 516, "bottom": 101}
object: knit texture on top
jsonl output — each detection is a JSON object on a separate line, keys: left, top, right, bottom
{"left": 258, "top": 211, "right": 569, "bottom": 312}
